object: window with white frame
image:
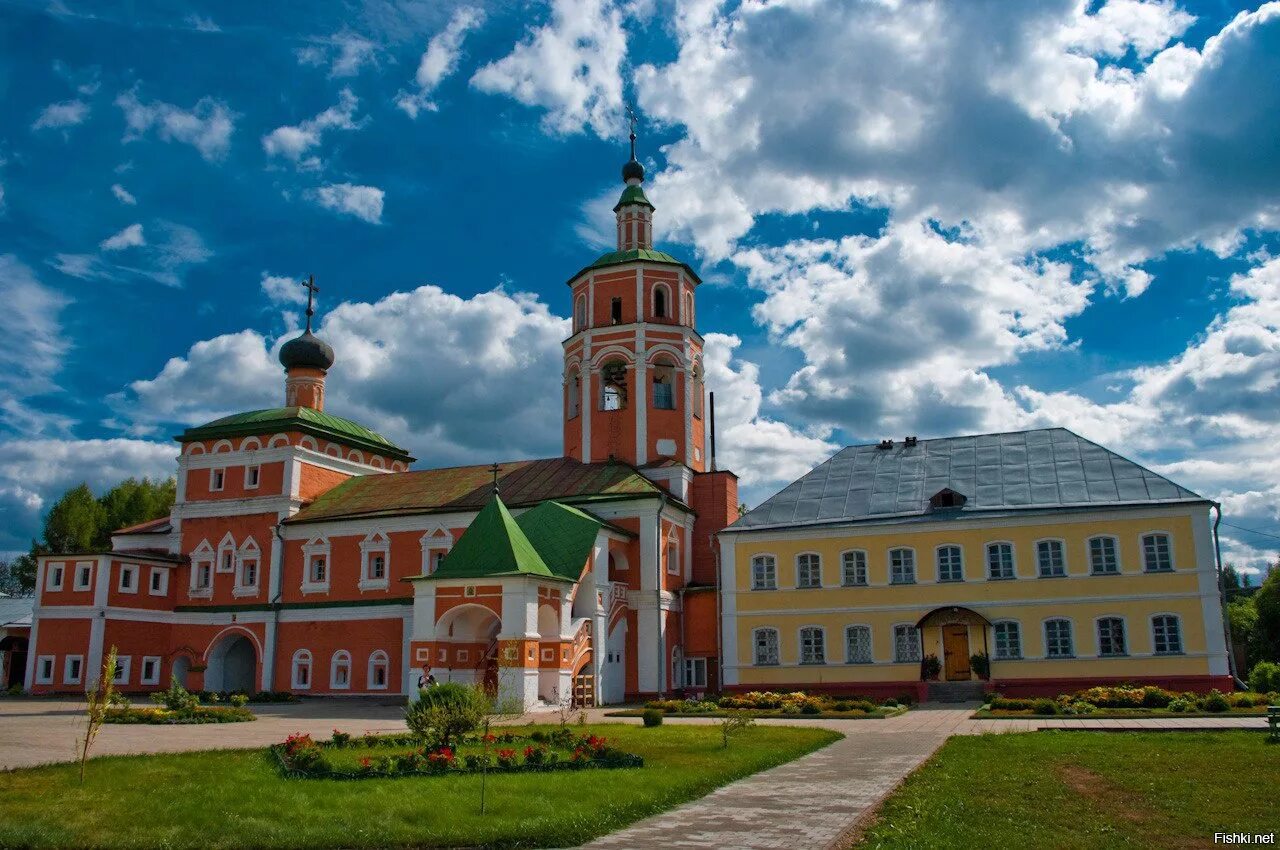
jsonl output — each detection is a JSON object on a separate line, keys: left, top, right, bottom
{"left": 937, "top": 545, "right": 964, "bottom": 582}
{"left": 118, "top": 563, "right": 138, "bottom": 593}
{"left": 35, "top": 656, "right": 54, "bottom": 684}
{"left": 192, "top": 560, "right": 213, "bottom": 592}
{"left": 303, "top": 538, "right": 330, "bottom": 591}
{"left": 292, "top": 650, "right": 312, "bottom": 689}
{"left": 751, "top": 555, "right": 777, "bottom": 590}
{"left": 987, "top": 542, "right": 1015, "bottom": 579}
{"left": 1036, "top": 540, "right": 1066, "bottom": 577}
{"left": 1044, "top": 619, "right": 1074, "bottom": 658}
{"left": 1088, "top": 536, "right": 1119, "bottom": 575}
{"left": 1152, "top": 615, "right": 1183, "bottom": 654}
{"left": 796, "top": 553, "right": 822, "bottom": 588}
{"left": 420, "top": 530, "right": 453, "bottom": 576}
{"left": 210, "top": 468, "right": 225, "bottom": 491}
{"left": 841, "top": 550, "right": 867, "bottom": 586}
{"left": 799, "top": 626, "right": 826, "bottom": 664}
{"left": 309, "top": 554, "right": 327, "bottom": 583}
{"left": 368, "top": 651, "right": 389, "bottom": 689}
{"left": 74, "top": 562, "right": 93, "bottom": 591}
{"left": 149, "top": 567, "right": 168, "bottom": 596}
{"left": 239, "top": 557, "right": 258, "bottom": 590}
{"left": 889, "top": 548, "right": 915, "bottom": 585}
{"left": 140, "top": 656, "right": 161, "bottom": 685}
{"left": 64, "top": 655, "right": 84, "bottom": 685}
{"left": 993, "top": 622, "right": 1022, "bottom": 659}
{"left": 753, "top": 628, "right": 779, "bottom": 665}
{"left": 217, "top": 535, "right": 236, "bottom": 573}
{"left": 1097, "top": 617, "right": 1127, "bottom": 656}
{"left": 845, "top": 625, "right": 873, "bottom": 664}
{"left": 684, "top": 657, "right": 708, "bottom": 688}
{"left": 893, "top": 624, "right": 922, "bottom": 662}
{"left": 1142, "top": 533, "right": 1173, "bottom": 572}
{"left": 113, "top": 655, "right": 132, "bottom": 685}
{"left": 331, "top": 651, "right": 351, "bottom": 689}
{"left": 245, "top": 464, "right": 261, "bottom": 489}
{"left": 360, "top": 533, "right": 390, "bottom": 588}
{"left": 666, "top": 533, "right": 680, "bottom": 575}
{"left": 45, "top": 563, "right": 64, "bottom": 592}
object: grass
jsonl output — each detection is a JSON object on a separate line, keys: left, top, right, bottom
{"left": 856, "top": 731, "right": 1278, "bottom": 849}
{"left": 607, "top": 706, "right": 907, "bottom": 720}
{"left": 973, "top": 707, "right": 1270, "bottom": 719}
{"left": 0, "top": 723, "right": 839, "bottom": 849}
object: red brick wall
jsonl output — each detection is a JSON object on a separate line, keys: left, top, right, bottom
{"left": 689, "top": 470, "right": 738, "bottom": 585}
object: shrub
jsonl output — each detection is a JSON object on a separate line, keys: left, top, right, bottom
{"left": 1248, "top": 660, "right": 1280, "bottom": 695}
{"left": 330, "top": 729, "right": 352, "bottom": 747}
{"left": 151, "top": 676, "right": 200, "bottom": 712}
{"left": 1141, "top": 686, "right": 1173, "bottom": 708}
{"left": 1063, "top": 701, "right": 1096, "bottom": 715}
{"left": 1201, "top": 691, "right": 1230, "bottom": 713}
{"left": 799, "top": 698, "right": 823, "bottom": 714}
{"left": 1167, "top": 697, "right": 1192, "bottom": 713}
{"left": 229, "top": 693, "right": 249, "bottom": 708}
{"left": 1032, "top": 698, "right": 1059, "bottom": 715}
{"left": 989, "top": 696, "right": 1036, "bottom": 712}
{"left": 405, "top": 683, "right": 486, "bottom": 747}
{"left": 642, "top": 708, "right": 663, "bottom": 727}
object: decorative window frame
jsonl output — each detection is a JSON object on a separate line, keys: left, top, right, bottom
{"left": 1034, "top": 538, "right": 1067, "bottom": 578}
{"left": 1140, "top": 530, "right": 1175, "bottom": 573}
{"left": 1043, "top": 617, "right": 1076, "bottom": 659}
{"left": 798, "top": 625, "right": 827, "bottom": 665}
{"left": 844, "top": 624, "right": 874, "bottom": 664}
{"left": 752, "top": 627, "right": 780, "bottom": 666}
{"left": 113, "top": 655, "right": 132, "bottom": 686}
{"left": 419, "top": 527, "right": 454, "bottom": 576}
{"left": 795, "top": 552, "right": 823, "bottom": 589}
{"left": 63, "top": 654, "right": 84, "bottom": 685}
{"left": 74, "top": 561, "right": 93, "bottom": 591}
{"left": 149, "top": 567, "right": 169, "bottom": 596}
{"left": 330, "top": 650, "right": 352, "bottom": 690}
{"left": 359, "top": 532, "right": 391, "bottom": 591}
{"left": 892, "top": 623, "right": 922, "bottom": 663}
{"left": 368, "top": 651, "right": 389, "bottom": 690}
{"left": 216, "top": 532, "right": 237, "bottom": 574}
{"left": 35, "top": 655, "right": 55, "bottom": 685}
{"left": 992, "top": 620, "right": 1023, "bottom": 660}
{"left": 665, "top": 528, "right": 680, "bottom": 576}
{"left": 234, "top": 537, "right": 261, "bottom": 597}
{"left": 291, "top": 650, "right": 313, "bottom": 690}
{"left": 301, "top": 537, "right": 331, "bottom": 594}
{"left": 684, "top": 656, "right": 708, "bottom": 688}
{"left": 209, "top": 467, "right": 226, "bottom": 492}
{"left": 45, "top": 563, "right": 64, "bottom": 592}
{"left": 1087, "top": 535, "right": 1121, "bottom": 575}
{"left": 244, "top": 464, "right": 261, "bottom": 490}
{"left": 888, "top": 547, "right": 916, "bottom": 585}
{"left": 750, "top": 554, "right": 778, "bottom": 591}
{"left": 1151, "top": 613, "right": 1184, "bottom": 655}
{"left": 985, "top": 541, "right": 1016, "bottom": 580}
{"left": 935, "top": 544, "right": 965, "bottom": 583}
{"left": 651, "top": 281, "right": 672, "bottom": 319}
{"left": 189, "top": 540, "right": 214, "bottom": 598}
{"left": 140, "top": 656, "right": 162, "bottom": 686}
{"left": 840, "top": 550, "right": 868, "bottom": 586}
{"left": 117, "top": 563, "right": 139, "bottom": 594}
{"left": 1095, "top": 615, "right": 1128, "bottom": 657}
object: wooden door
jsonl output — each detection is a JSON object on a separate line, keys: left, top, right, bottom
{"left": 942, "top": 625, "right": 971, "bottom": 680}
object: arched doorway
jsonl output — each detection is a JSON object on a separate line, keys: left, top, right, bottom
{"left": 171, "top": 655, "right": 191, "bottom": 689}
{"left": 0, "top": 636, "right": 28, "bottom": 689}
{"left": 205, "top": 633, "right": 258, "bottom": 694}
{"left": 434, "top": 603, "right": 501, "bottom": 689}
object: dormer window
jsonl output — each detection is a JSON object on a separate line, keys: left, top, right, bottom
{"left": 929, "top": 488, "right": 967, "bottom": 510}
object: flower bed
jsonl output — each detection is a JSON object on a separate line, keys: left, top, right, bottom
{"left": 615, "top": 690, "right": 910, "bottom": 719}
{"left": 974, "top": 685, "right": 1277, "bottom": 718}
{"left": 273, "top": 727, "right": 643, "bottom": 779}
{"left": 104, "top": 705, "right": 256, "bottom": 724}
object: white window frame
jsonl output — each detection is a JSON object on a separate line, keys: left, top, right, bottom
{"left": 1088, "top": 535, "right": 1120, "bottom": 575}
{"left": 889, "top": 547, "right": 916, "bottom": 585}
{"left": 292, "top": 650, "right": 312, "bottom": 690}
{"left": 118, "top": 563, "right": 139, "bottom": 594}
{"left": 302, "top": 538, "right": 331, "bottom": 593}
{"left": 367, "top": 651, "right": 389, "bottom": 690}
{"left": 1035, "top": 539, "right": 1066, "bottom": 578}
{"left": 683, "top": 656, "right": 708, "bottom": 688}
{"left": 189, "top": 540, "right": 214, "bottom": 598}
{"left": 752, "top": 627, "right": 780, "bottom": 666}
{"left": 210, "top": 467, "right": 226, "bottom": 492}
{"left": 35, "top": 655, "right": 55, "bottom": 685}
{"left": 893, "top": 624, "right": 922, "bottom": 663}
{"left": 798, "top": 626, "right": 826, "bottom": 665}
{"left": 113, "top": 655, "right": 132, "bottom": 686}
{"left": 140, "top": 656, "right": 161, "bottom": 686}
{"left": 841, "top": 550, "right": 867, "bottom": 586}
{"left": 419, "top": 529, "right": 453, "bottom": 576}
{"left": 330, "top": 650, "right": 351, "bottom": 689}
{"left": 64, "top": 654, "right": 84, "bottom": 685}
{"left": 359, "top": 532, "right": 391, "bottom": 591}
{"left": 1096, "top": 616, "right": 1127, "bottom": 657}
{"left": 936, "top": 544, "right": 964, "bottom": 583}
{"left": 74, "top": 562, "right": 93, "bottom": 591}
{"left": 992, "top": 620, "right": 1022, "bottom": 660}
{"left": 216, "top": 533, "right": 237, "bottom": 574}
{"left": 845, "top": 625, "right": 873, "bottom": 664}
{"left": 1152, "top": 614, "right": 1184, "bottom": 655}
{"left": 244, "top": 464, "right": 261, "bottom": 490}
{"left": 665, "top": 530, "right": 680, "bottom": 576}
{"left": 795, "top": 552, "right": 822, "bottom": 589}
{"left": 45, "top": 563, "right": 64, "bottom": 592}
{"left": 986, "top": 541, "right": 1016, "bottom": 580}
{"left": 1044, "top": 618, "right": 1075, "bottom": 658}
{"left": 751, "top": 554, "right": 777, "bottom": 590}
{"left": 149, "top": 567, "right": 169, "bottom": 596}
{"left": 1141, "top": 531, "right": 1174, "bottom": 573}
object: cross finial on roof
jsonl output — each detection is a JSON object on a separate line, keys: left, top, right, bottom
{"left": 626, "top": 105, "right": 637, "bottom": 161}
{"left": 301, "top": 275, "right": 320, "bottom": 333}
{"left": 489, "top": 462, "right": 501, "bottom": 495}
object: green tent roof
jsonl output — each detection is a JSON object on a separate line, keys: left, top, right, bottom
{"left": 430, "top": 495, "right": 556, "bottom": 581}
{"left": 177, "top": 407, "right": 413, "bottom": 461}
{"left": 515, "top": 501, "right": 604, "bottom": 581}
{"left": 613, "top": 184, "right": 654, "bottom": 211}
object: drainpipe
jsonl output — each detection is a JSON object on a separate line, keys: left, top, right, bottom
{"left": 271, "top": 521, "right": 286, "bottom": 690}
{"left": 1211, "top": 503, "right": 1246, "bottom": 689}
{"left": 656, "top": 492, "right": 668, "bottom": 700}
{"left": 713, "top": 533, "right": 722, "bottom": 695}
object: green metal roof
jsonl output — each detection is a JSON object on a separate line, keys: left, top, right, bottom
{"left": 515, "top": 501, "right": 603, "bottom": 581}
{"left": 429, "top": 495, "right": 557, "bottom": 581}
{"left": 566, "top": 248, "right": 702, "bottom": 286}
{"left": 177, "top": 407, "right": 413, "bottom": 461}
{"left": 613, "top": 184, "right": 654, "bottom": 211}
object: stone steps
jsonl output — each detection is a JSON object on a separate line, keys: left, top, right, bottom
{"left": 927, "top": 681, "right": 987, "bottom": 703}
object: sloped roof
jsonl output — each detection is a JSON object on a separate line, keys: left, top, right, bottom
{"left": 113, "top": 516, "right": 171, "bottom": 535}
{"left": 729, "top": 428, "right": 1207, "bottom": 533}
{"left": 515, "top": 501, "right": 603, "bottom": 581}
{"left": 288, "top": 457, "right": 664, "bottom": 524}
{"left": 178, "top": 407, "right": 412, "bottom": 461}
{"left": 430, "top": 495, "right": 554, "bottom": 580}
{"left": 566, "top": 248, "right": 702, "bottom": 286}
{"left": 0, "top": 596, "right": 34, "bottom": 629}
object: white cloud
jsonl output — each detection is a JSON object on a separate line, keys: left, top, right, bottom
{"left": 100, "top": 223, "right": 145, "bottom": 251}
{"left": 310, "top": 182, "right": 385, "bottom": 224}
{"left": 261, "top": 272, "right": 307, "bottom": 306}
{"left": 185, "top": 13, "right": 220, "bottom": 32}
{"left": 262, "top": 88, "right": 364, "bottom": 168}
{"left": 471, "top": 0, "right": 628, "bottom": 136}
{"left": 116, "top": 87, "right": 236, "bottom": 161}
{"left": 31, "top": 99, "right": 89, "bottom": 131}
{"left": 110, "top": 183, "right": 137, "bottom": 205}
{"left": 296, "top": 31, "right": 379, "bottom": 78}
{"left": 0, "top": 255, "right": 69, "bottom": 402}
{"left": 396, "top": 6, "right": 486, "bottom": 118}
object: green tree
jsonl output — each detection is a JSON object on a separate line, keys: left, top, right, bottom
{"left": 43, "top": 484, "right": 105, "bottom": 554}
{"left": 98, "top": 478, "right": 176, "bottom": 548}
{"left": 1252, "top": 563, "right": 1280, "bottom": 664}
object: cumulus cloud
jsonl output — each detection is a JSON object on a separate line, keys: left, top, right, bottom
{"left": 58, "top": 221, "right": 210, "bottom": 287}
{"left": 260, "top": 272, "right": 308, "bottom": 306}
{"left": 296, "top": 31, "right": 379, "bottom": 78}
{"left": 116, "top": 87, "right": 236, "bottom": 161}
{"left": 396, "top": 6, "right": 486, "bottom": 118}
{"left": 471, "top": 0, "right": 628, "bottom": 136}
{"left": 310, "top": 182, "right": 384, "bottom": 224}
{"left": 31, "top": 99, "right": 89, "bottom": 131}
{"left": 100, "top": 223, "right": 145, "bottom": 251}
{"left": 262, "top": 88, "right": 364, "bottom": 168}
{"left": 110, "top": 183, "right": 137, "bottom": 205}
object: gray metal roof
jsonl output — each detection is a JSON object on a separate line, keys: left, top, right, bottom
{"left": 0, "top": 596, "right": 34, "bottom": 629}
{"left": 729, "top": 428, "right": 1206, "bottom": 533}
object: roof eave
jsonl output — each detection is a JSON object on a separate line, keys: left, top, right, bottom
{"left": 176, "top": 416, "right": 414, "bottom": 462}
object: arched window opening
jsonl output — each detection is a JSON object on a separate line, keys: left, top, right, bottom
{"left": 330, "top": 650, "right": 351, "bottom": 689}
{"left": 654, "top": 285, "right": 668, "bottom": 319}
{"left": 652, "top": 363, "right": 676, "bottom": 410}
{"left": 601, "top": 360, "right": 628, "bottom": 411}
{"left": 368, "top": 651, "right": 389, "bottom": 690}
{"left": 291, "top": 650, "right": 312, "bottom": 690}
{"left": 575, "top": 295, "right": 587, "bottom": 332}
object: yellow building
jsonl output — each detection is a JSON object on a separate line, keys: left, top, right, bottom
{"left": 718, "top": 429, "right": 1232, "bottom": 700}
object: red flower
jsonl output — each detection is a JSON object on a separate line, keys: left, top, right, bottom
{"left": 483, "top": 733, "right": 497, "bottom": 743}
{"left": 497, "top": 748, "right": 515, "bottom": 760}
{"left": 524, "top": 746, "right": 536, "bottom": 758}
{"left": 359, "top": 757, "right": 371, "bottom": 768}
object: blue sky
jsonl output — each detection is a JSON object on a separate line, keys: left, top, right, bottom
{"left": 2, "top": 0, "right": 1279, "bottom": 573}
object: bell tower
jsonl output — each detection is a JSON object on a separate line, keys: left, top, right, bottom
{"left": 561, "top": 120, "right": 707, "bottom": 477}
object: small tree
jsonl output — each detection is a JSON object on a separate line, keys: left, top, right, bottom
{"left": 79, "top": 646, "right": 118, "bottom": 783}
{"left": 719, "top": 709, "right": 754, "bottom": 749}
{"left": 405, "top": 682, "right": 486, "bottom": 748}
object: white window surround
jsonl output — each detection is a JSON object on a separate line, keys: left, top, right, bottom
{"left": 330, "top": 651, "right": 351, "bottom": 689}
{"left": 359, "top": 533, "right": 390, "bottom": 591}
{"left": 244, "top": 464, "right": 261, "bottom": 490}
{"left": 1141, "top": 531, "right": 1175, "bottom": 572}
{"left": 35, "top": 655, "right": 55, "bottom": 685}
{"left": 936, "top": 544, "right": 964, "bottom": 583}
{"left": 64, "top": 655, "right": 84, "bottom": 685}
{"left": 189, "top": 561, "right": 213, "bottom": 598}
{"left": 889, "top": 548, "right": 916, "bottom": 585}
{"left": 118, "top": 563, "right": 139, "bottom": 594}
{"left": 419, "top": 529, "right": 453, "bottom": 576}
{"left": 799, "top": 626, "right": 826, "bottom": 665}
{"left": 753, "top": 627, "right": 780, "bottom": 666}
{"left": 210, "top": 467, "right": 225, "bottom": 492}
{"left": 1036, "top": 539, "right": 1067, "bottom": 578}
{"left": 234, "top": 538, "right": 261, "bottom": 597}
{"left": 666, "top": 531, "right": 680, "bottom": 576}
{"left": 1044, "top": 618, "right": 1075, "bottom": 658}
{"left": 1152, "top": 614, "right": 1184, "bottom": 655}
{"left": 1088, "top": 535, "right": 1121, "bottom": 575}
{"left": 841, "top": 550, "right": 868, "bottom": 586}
{"left": 140, "top": 656, "right": 161, "bottom": 686}
{"left": 74, "top": 562, "right": 93, "bottom": 591}
{"left": 796, "top": 552, "right": 822, "bottom": 589}
{"left": 1096, "top": 616, "right": 1127, "bottom": 657}
{"left": 986, "top": 541, "right": 1016, "bottom": 580}
{"left": 45, "top": 564, "right": 64, "bottom": 592}
{"left": 302, "top": 538, "right": 331, "bottom": 593}
{"left": 751, "top": 554, "right": 778, "bottom": 590}
{"left": 893, "top": 624, "right": 922, "bottom": 663}
{"left": 684, "top": 657, "right": 708, "bottom": 688}
{"left": 993, "top": 621, "right": 1022, "bottom": 660}
{"left": 113, "top": 655, "right": 132, "bottom": 686}
{"left": 368, "top": 651, "right": 389, "bottom": 690}
{"left": 216, "top": 533, "right": 236, "bottom": 574}
{"left": 292, "top": 650, "right": 313, "bottom": 690}
{"left": 149, "top": 567, "right": 169, "bottom": 596}
{"left": 845, "top": 625, "right": 873, "bottom": 664}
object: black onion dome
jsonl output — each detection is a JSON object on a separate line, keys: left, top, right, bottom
{"left": 622, "top": 156, "right": 645, "bottom": 183}
{"left": 279, "top": 330, "right": 335, "bottom": 370}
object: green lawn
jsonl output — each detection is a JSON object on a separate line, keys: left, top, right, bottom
{"left": 858, "top": 731, "right": 1278, "bottom": 849}
{"left": 0, "top": 723, "right": 839, "bottom": 849}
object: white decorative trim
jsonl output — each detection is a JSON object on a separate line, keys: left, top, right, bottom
{"left": 140, "top": 656, "right": 161, "bottom": 685}
{"left": 63, "top": 654, "right": 84, "bottom": 685}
